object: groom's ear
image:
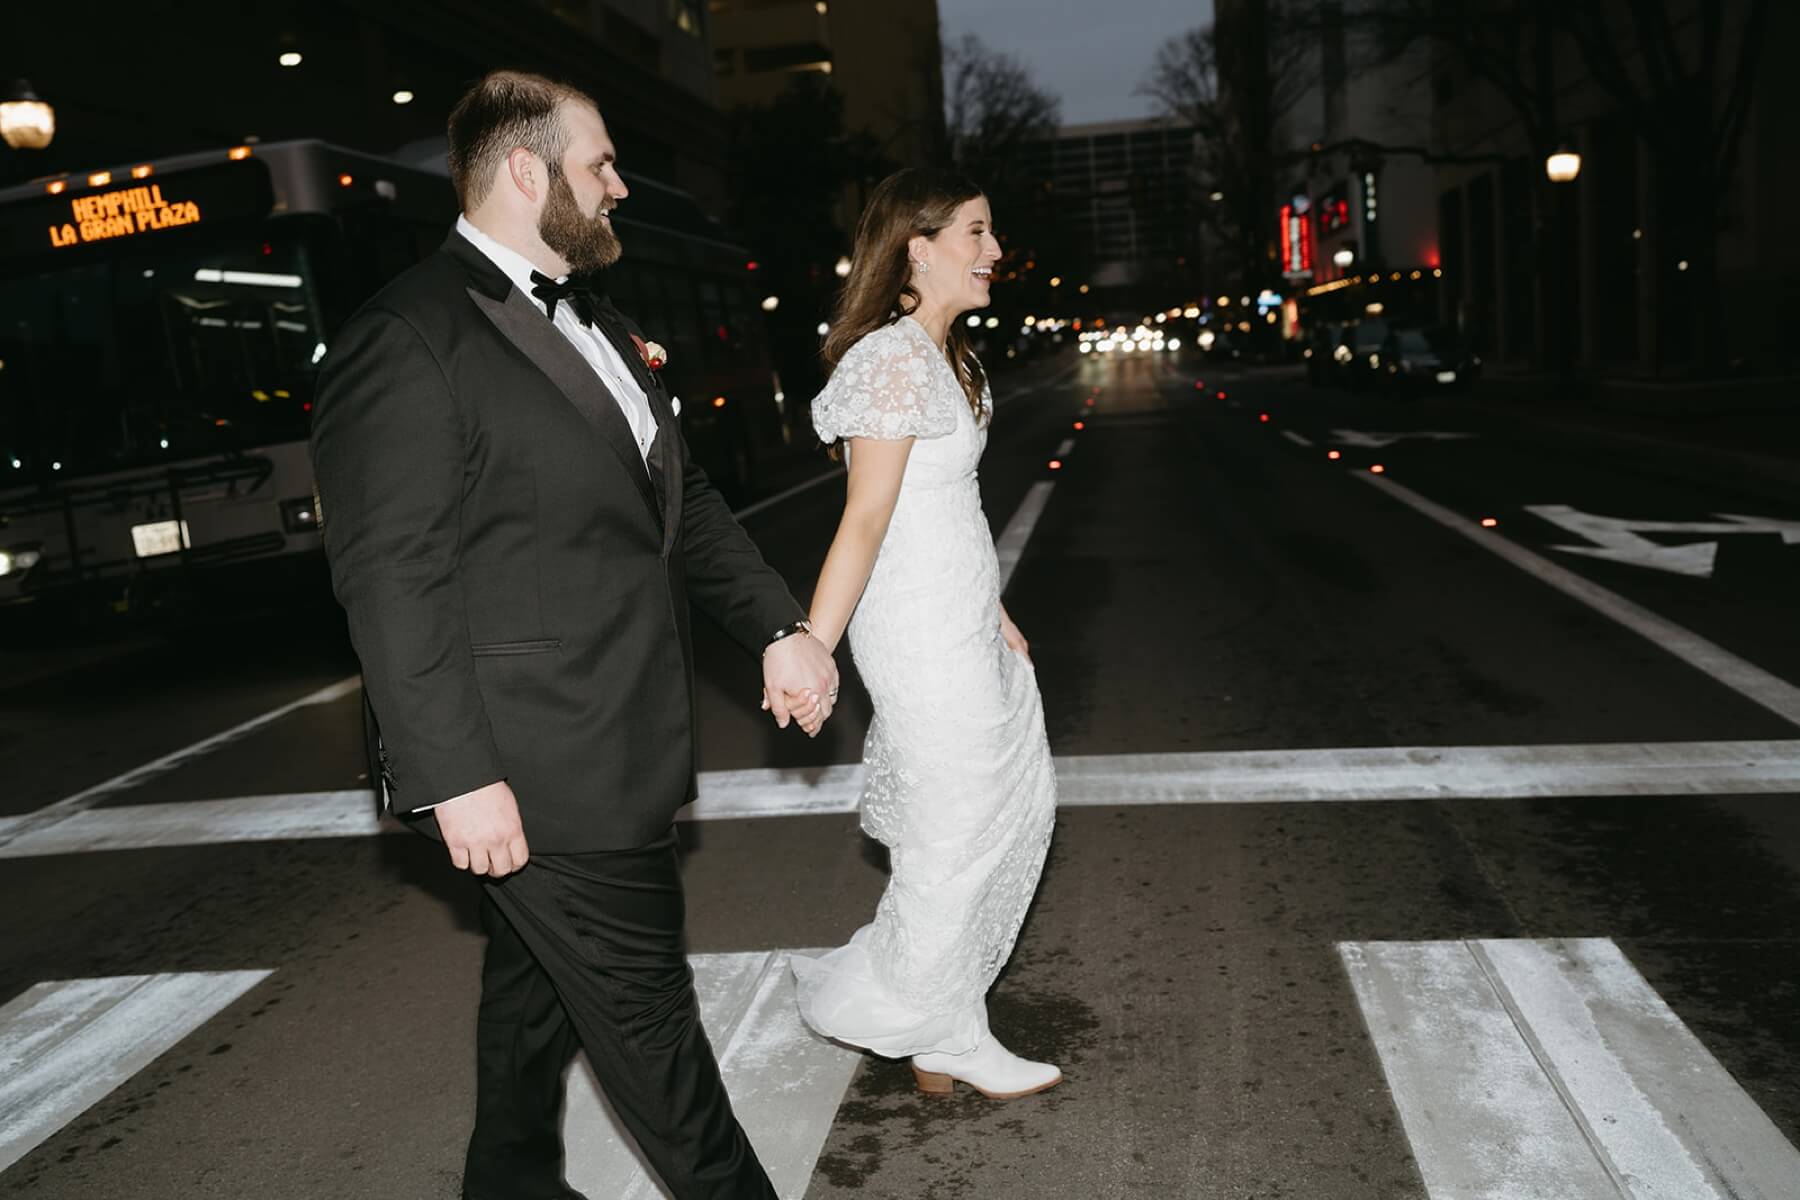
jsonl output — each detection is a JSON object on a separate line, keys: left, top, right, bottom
{"left": 504, "top": 147, "right": 544, "bottom": 206}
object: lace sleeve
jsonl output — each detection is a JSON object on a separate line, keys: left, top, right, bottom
{"left": 811, "top": 323, "right": 958, "bottom": 444}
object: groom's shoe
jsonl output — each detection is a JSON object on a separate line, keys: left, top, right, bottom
{"left": 912, "top": 1035, "right": 1062, "bottom": 1100}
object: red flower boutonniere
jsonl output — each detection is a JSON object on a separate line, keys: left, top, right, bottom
{"left": 630, "top": 333, "right": 668, "bottom": 371}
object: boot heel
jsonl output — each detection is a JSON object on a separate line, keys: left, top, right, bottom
{"left": 912, "top": 1066, "right": 956, "bottom": 1096}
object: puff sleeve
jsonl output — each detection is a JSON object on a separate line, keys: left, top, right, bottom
{"left": 811, "top": 322, "right": 958, "bottom": 444}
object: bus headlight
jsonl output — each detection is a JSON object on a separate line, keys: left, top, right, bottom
{"left": 280, "top": 497, "right": 320, "bottom": 534}
{"left": 0, "top": 545, "right": 43, "bottom": 577}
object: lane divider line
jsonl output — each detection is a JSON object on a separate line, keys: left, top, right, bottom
{"left": 1280, "top": 430, "right": 1314, "bottom": 447}
{"left": 1358, "top": 473, "right": 1800, "bottom": 729}
{"left": 995, "top": 480, "right": 1057, "bottom": 593}
{"left": 1055, "top": 437, "right": 1076, "bottom": 456}
{"left": 1340, "top": 938, "right": 1800, "bottom": 1199}
{"left": 733, "top": 466, "right": 845, "bottom": 521}
{"left": 0, "top": 971, "right": 273, "bottom": 1175}
{"left": 0, "top": 675, "right": 364, "bottom": 854}
{"left": 9, "top": 741, "right": 1797, "bottom": 856}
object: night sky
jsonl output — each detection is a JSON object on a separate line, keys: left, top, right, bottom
{"left": 938, "top": 0, "right": 1217, "bottom": 127}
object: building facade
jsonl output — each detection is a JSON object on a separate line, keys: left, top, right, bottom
{"left": 2, "top": 0, "right": 729, "bottom": 209}
{"left": 1428, "top": 0, "right": 1796, "bottom": 376}
{"left": 1016, "top": 118, "right": 1201, "bottom": 315}
{"left": 708, "top": 0, "right": 943, "bottom": 169}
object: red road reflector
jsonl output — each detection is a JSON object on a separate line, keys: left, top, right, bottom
{"left": 1259, "top": 413, "right": 1270, "bottom": 423}
{"left": 1480, "top": 517, "right": 1499, "bottom": 528}
{"left": 1216, "top": 390, "right": 1227, "bottom": 400}
{"left": 1073, "top": 421, "right": 1085, "bottom": 430}
{"left": 1048, "top": 459, "right": 1063, "bottom": 470}
{"left": 1327, "top": 450, "right": 1341, "bottom": 460}
{"left": 1371, "top": 464, "right": 1386, "bottom": 474}
{"left": 1084, "top": 398, "right": 1096, "bottom": 407}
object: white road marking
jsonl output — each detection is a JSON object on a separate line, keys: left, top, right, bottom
{"left": 0, "top": 791, "right": 401, "bottom": 858}
{"left": 733, "top": 466, "right": 846, "bottom": 521}
{"left": 561, "top": 950, "right": 858, "bottom": 1200}
{"left": 1341, "top": 938, "right": 1800, "bottom": 1199}
{"left": 995, "top": 480, "right": 1057, "bottom": 593}
{"left": 0, "top": 971, "right": 272, "bottom": 1174}
{"left": 1525, "top": 504, "right": 1800, "bottom": 578}
{"left": 1055, "top": 437, "right": 1076, "bottom": 456}
{"left": 10, "top": 741, "right": 1795, "bottom": 856}
{"left": 1280, "top": 430, "right": 1314, "bottom": 447}
{"left": 0, "top": 674, "right": 363, "bottom": 855}
{"left": 1362, "top": 474, "right": 1800, "bottom": 729}
{"left": 1331, "top": 429, "right": 1478, "bottom": 448}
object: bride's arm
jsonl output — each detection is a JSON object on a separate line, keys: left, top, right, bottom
{"left": 807, "top": 437, "right": 913, "bottom": 654}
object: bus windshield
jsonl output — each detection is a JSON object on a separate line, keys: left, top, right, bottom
{"left": 0, "top": 218, "right": 329, "bottom": 485}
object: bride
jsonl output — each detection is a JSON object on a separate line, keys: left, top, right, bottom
{"left": 787, "top": 167, "right": 1061, "bottom": 1099}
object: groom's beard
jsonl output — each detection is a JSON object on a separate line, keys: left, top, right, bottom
{"left": 539, "top": 171, "right": 621, "bottom": 272}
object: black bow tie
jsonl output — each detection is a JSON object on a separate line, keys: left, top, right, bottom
{"left": 529, "top": 270, "right": 601, "bottom": 326}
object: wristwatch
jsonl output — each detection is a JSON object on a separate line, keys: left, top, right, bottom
{"left": 764, "top": 620, "right": 813, "bottom": 653}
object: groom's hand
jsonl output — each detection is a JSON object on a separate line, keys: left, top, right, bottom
{"left": 433, "top": 780, "right": 530, "bottom": 876}
{"left": 762, "top": 633, "right": 838, "bottom": 736}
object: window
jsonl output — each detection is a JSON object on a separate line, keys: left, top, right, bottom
{"left": 743, "top": 42, "right": 832, "bottom": 73}
{"left": 669, "top": 0, "right": 703, "bottom": 35}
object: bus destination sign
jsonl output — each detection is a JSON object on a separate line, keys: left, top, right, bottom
{"left": 50, "top": 183, "right": 201, "bottom": 247}
{"left": 2, "top": 159, "right": 273, "bottom": 260}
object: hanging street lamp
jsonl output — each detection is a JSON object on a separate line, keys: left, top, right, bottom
{"left": 0, "top": 79, "right": 55, "bottom": 151}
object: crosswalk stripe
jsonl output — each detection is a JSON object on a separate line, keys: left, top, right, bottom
{"left": 561, "top": 950, "right": 858, "bottom": 1199}
{"left": 4, "top": 741, "right": 1796, "bottom": 857}
{"left": 0, "top": 675, "right": 363, "bottom": 854}
{"left": 0, "top": 971, "right": 272, "bottom": 1174}
{"left": 1340, "top": 938, "right": 1800, "bottom": 1199}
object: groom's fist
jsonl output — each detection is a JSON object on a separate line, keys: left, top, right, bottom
{"left": 434, "top": 780, "right": 530, "bottom": 876}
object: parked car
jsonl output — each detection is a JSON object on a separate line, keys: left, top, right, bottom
{"left": 1304, "top": 320, "right": 1345, "bottom": 385}
{"left": 1325, "top": 318, "right": 1391, "bottom": 389}
{"left": 1374, "top": 326, "right": 1481, "bottom": 395}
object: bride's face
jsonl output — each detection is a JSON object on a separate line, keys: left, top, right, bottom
{"left": 912, "top": 197, "right": 1001, "bottom": 315}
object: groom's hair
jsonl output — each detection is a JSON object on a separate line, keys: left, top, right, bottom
{"left": 447, "top": 70, "right": 595, "bottom": 210}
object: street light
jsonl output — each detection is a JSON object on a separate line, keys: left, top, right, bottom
{"left": 1545, "top": 146, "right": 1582, "bottom": 184}
{"left": 0, "top": 79, "right": 55, "bottom": 150}
{"left": 1332, "top": 247, "right": 1355, "bottom": 269}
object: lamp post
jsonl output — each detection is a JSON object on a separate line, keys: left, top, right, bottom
{"left": 1544, "top": 143, "right": 1582, "bottom": 390}
{"left": 0, "top": 79, "right": 54, "bottom": 151}
{"left": 1544, "top": 146, "right": 1582, "bottom": 184}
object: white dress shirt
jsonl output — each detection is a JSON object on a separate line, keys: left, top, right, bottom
{"left": 455, "top": 214, "right": 657, "bottom": 463}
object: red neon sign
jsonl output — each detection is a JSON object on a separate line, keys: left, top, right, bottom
{"left": 1279, "top": 203, "right": 1315, "bottom": 277}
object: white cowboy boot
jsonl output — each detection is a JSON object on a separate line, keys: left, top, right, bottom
{"left": 912, "top": 1033, "right": 1062, "bottom": 1099}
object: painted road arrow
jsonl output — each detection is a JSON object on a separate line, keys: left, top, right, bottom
{"left": 1525, "top": 505, "right": 1800, "bottom": 577}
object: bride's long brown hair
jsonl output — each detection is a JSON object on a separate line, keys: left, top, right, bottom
{"left": 823, "top": 168, "right": 989, "bottom": 421}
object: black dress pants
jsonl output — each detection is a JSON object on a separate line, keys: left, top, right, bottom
{"left": 461, "top": 827, "right": 776, "bottom": 1200}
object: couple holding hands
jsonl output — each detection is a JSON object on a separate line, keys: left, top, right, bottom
{"left": 311, "top": 70, "right": 1058, "bottom": 1200}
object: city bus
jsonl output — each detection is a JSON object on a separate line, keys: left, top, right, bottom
{"left": 0, "top": 139, "right": 795, "bottom": 612}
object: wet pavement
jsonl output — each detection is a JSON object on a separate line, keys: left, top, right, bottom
{"left": 2, "top": 349, "right": 1797, "bottom": 1198}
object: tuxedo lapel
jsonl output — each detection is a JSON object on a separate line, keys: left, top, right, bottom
{"left": 466, "top": 287, "right": 659, "bottom": 523}
{"left": 594, "top": 300, "right": 683, "bottom": 552}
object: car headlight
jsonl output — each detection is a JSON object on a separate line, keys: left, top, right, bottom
{"left": 0, "top": 545, "right": 44, "bottom": 578}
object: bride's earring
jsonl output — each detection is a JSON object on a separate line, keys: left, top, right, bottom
{"left": 911, "top": 259, "right": 930, "bottom": 276}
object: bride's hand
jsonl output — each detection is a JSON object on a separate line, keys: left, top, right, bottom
{"left": 999, "top": 610, "right": 1030, "bottom": 663}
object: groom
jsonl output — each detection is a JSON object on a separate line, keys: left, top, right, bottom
{"left": 311, "top": 71, "right": 838, "bottom": 1200}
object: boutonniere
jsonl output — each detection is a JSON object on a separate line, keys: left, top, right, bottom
{"left": 630, "top": 333, "right": 668, "bottom": 371}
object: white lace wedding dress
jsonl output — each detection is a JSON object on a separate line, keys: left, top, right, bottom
{"left": 790, "top": 315, "right": 1058, "bottom": 1058}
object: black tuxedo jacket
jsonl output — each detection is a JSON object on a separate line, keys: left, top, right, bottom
{"left": 311, "top": 231, "right": 804, "bottom": 851}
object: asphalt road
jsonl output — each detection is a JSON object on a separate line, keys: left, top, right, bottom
{"left": 2, "top": 347, "right": 1797, "bottom": 1199}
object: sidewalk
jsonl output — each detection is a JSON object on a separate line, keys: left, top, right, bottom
{"left": 1459, "top": 371, "right": 1800, "bottom": 504}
